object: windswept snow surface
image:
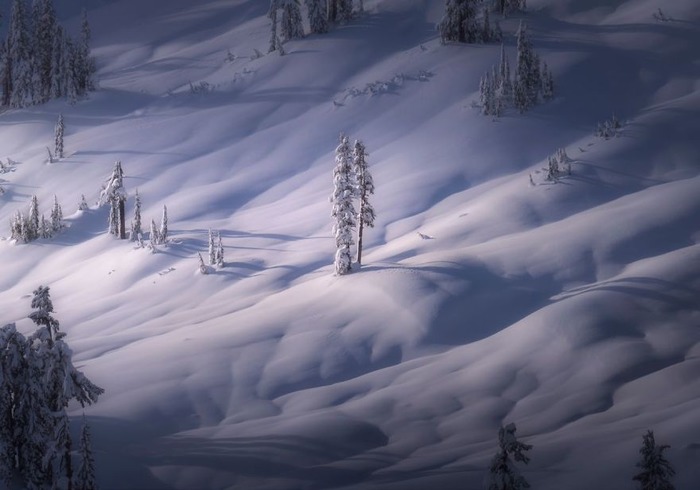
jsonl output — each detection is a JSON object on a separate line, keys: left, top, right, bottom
{"left": 1, "top": 0, "right": 699, "bottom": 488}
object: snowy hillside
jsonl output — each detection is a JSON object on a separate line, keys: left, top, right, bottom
{"left": 1, "top": 0, "right": 699, "bottom": 488}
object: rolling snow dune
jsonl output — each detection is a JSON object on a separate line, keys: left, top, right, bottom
{"left": 0, "top": 0, "right": 699, "bottom": 488}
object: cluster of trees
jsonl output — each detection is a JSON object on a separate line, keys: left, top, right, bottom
{"left": 546, "top": 147, "right": 570, "bottom": 181}
{"left": 10, "top": 194, "right": 64, "bottom": 243}
{"left": 98, "top": 162, "right": 169, "bottom": 250}
{"left": 437, "top": 0, "right": 524, "bottom": 44}
{"left": 331, "top": 134, "right": 375, "bottom": 275}
{"left": 0, "top": 0, "right": 96, "bottom": 108}
{"left": 479, "top": 22, "right": 554, "bottom": 117}
{"left": 595, "top": 113, "right": 621, "bottom": 139}
{"left": 0, "top": 286, "right": 102, "bottom": 489}
{"left": 268, "top": 0, "right": 362, "bottom": 54}
{"left": 485, "top": 424, "right": 676, "bottom": 490}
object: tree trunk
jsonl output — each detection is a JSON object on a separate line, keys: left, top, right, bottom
{"left": 118, "top": 199, "right": 126, "bottom": 239}
{"left": 65, "top": 431, "right": 73, "bottom": 490}
{"left": 357, "top": 214, "right": 364, "bottom": 266}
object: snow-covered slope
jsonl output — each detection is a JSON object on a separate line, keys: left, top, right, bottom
{"left": 1, "top": 0, "right": 699, "bottom": 488}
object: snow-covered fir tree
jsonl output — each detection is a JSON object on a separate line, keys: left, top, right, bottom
{"left": 497, "top": 0, "right": 526, "bottom": 17}
{"left": 305, "top": 0, "right": 329, "bottom": 34}
{"left": 75, "top": 417, "right": 98, "bottom": 490}
{"left": 513, "top": 21, "right": 541, "bottom": 112}
{"left": 198, "top": 252, "right": 209, "bottom": 274}
{"left": 352, "top": 139, "right": 375, "bottom": 266}
{"left": 7, "top": 0, "right": 36, "bottom": 108}
{"left": 275, "top": 35, "right": 286, "bottom": 55}
{"left": 541, "top": 61, "right": 554, "bottom": 100}
{"left": 438, "top": 0, "right": 477, "bottom": 44}
{"left": 75, "top": 9, "right": 96, "bottom": 95}
{"left": 39, "top": 214, "right": 50, "bottom": 239}
{"left": 268, "top": 4, "right": 278, "bottom": 53}
{"left": 485, "top": 423, "right": 533, "bottom": 490}
{"left": 149, "top": 218, "right": 159, "bottom": 250}
{"left": 331, "top": 134, "right": 356, "bottom": 275}
{"left": 78, "top": 194, "right": 89, "bottom": 211}
{"left": 633, "top": 430, "right": 675, "bottom": 490}
{"left": 50, "top": 195, "right": 63, "bottom": 234}
{"left": 55, "top": 113, "right": 64, "bottom": 159}
{"left": 208, "top": 228, "right": 216, "bottom": 266}
{"left": 100, "top": 161, "right": 127, "bottom": 239}
{"left": 50, "top": 25, "right": 66, "bottom": 99}
{"left": 10, "top": 210, "right": 24, "bottom": 242}
{"left": 27, "top": 286, "right": 103, "bottom": 489}
{"left": 327, "top": 0, "right": 353, "bottom": 24}
{"left": 216, "top": 233, "right": 225, "bottom": 268}
{"left": 480, "top": 70, "right": 495, "bottom": 116}
{"left": 498, "top": 44, "right": 512, "bottom": 103}
{"left": 159, "top": 204, "right": 168, "bottom": 244}
{"left": 33, "top": 0, "right": 58, "bottom": 104}
{"left": 546, "top": 155, "right": 559, "bottom": 181}
{"left": 279, "top": 0, "right": 304, "bottom": 41}
{"left": 0, "top": 323, "right": 28, "bottom": 484}
{"left": 130, "top": 189, "right": 142, "bottom": 241}
{"left": 336, "top": 0, "right": 353, "bottom": 23}
{"left": 27, "top": 194, "right": 40, "bottom": 242}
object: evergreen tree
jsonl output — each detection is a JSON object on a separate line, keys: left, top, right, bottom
{"left": 149, "top": 219, "right": 159, "bottom": 249}
{"left": 275, "top": 35, "right": 286, "bottom": 55}
{"left": 216, "top": 232, "right": 224, "bottom": 268}
{"left": 75, "top": 417, "right": 97, "bottom": 490}
{"left": 28, "top": 286, "right": 103, "bottom": 489}
{"left": 0, "top": 323, "right": 28, "bottom": 484}
{"left": 78, "top": 194, "right": 89, "bottom": 211}
{"left": 279, "top": 0, "right": 304, "bottom": 41}
{"left": 55, "top": 113, "right": 65, "bottom": 159}
{"left": 352, "top": 140, "right": 375, "bottom": 266}
{"left": 39, "top": 214, "right": 50, "bottom": 239}
{"left": 10, "top": 210, "right": 24, "bottom": 242}
{"left": 541, "top": 61, "right": 554, "bottom": 100}
{"left": 513, "top": 21, "right": 542, "bottom": 112}
{"left": 633, "top": 430, "right": 675, "bottom": 490}
{"left": 27, "top": 194, "right": 40, "bottom": 242}
{"left": 33, "top": 0, "right": 58, "bottom": 103}
{"left": 268, "top": 4, "right": 278, "bottom": 53}
{"left": 0, "top": 40, "right": 11, "bottom": 107}
{"left": 437, "top": 0, "right": 478, "bottom": 44}
{"left": 100, "top": 161, "right": 127, "bottom": 239}
{"left": 498, "top": 44, "right": 512, "bottom": 102}
{"left": 198, "top": 252, "right": 209, "bottom": 275}
{"left": 481, "top": 7, "right": 491, "bottom": 42}
{"left": 50, "top": 195, "right": 63, "bottom": 234}
{"left": 130, "top": 189, "right": 142, "bottom": 241}
{"left": 306, "top": 0, "right": 328, "bottom": 34}
{"left": 159, "top": 205, "right": 168, "bottom": 244}
{"left": 331, "top": 134, "right": 356, "bottom": 275}
{"left": 486, "top": 423, "right": 532, "bottom": 490}
{"left": 208, "top": 229, "right": 216, "bottom": 266}
{"left": 8, "top": 0, "right": 36, "bottom": 108}
{"left": 336, "top": 0, "right": 353, "bottom": 23}
{"left": 50, "top": 25, "right": 65, "bottom": 99}
{"left": 63, "top": 36, "right": 79, "bottom": 103}
{"left": 75, "top": 9, "right": 96, "bottom": 95}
